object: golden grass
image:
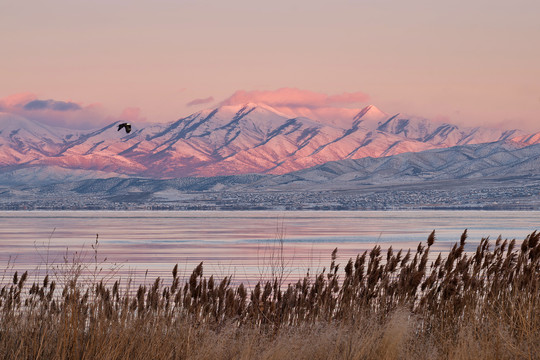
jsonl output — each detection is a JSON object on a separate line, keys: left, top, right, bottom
{"left": 1, "top": 230, "right": 539, "bottom": 359}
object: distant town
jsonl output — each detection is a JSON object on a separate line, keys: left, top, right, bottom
{"left": 2, "top": 180, "right": 539, "bottom": 211}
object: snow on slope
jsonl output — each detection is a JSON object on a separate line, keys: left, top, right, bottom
{"left": 0, "top": 104, "right": 538, "bottom": 182}
{"left": 252, "top": 141, "right": 540, "bottom": 191}
{"left": 0, "top": 165, "right": 128, "bottom": 186}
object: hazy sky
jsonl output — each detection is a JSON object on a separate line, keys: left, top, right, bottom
{"left": 1, "top": 0, "right": 539, "bottom": 130}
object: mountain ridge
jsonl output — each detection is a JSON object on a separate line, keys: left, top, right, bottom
{"left": 1, "top": 104, "right": 538, "bottom": 181}
{"left": 2, "top": 139, "right": 539, "bottom": 210}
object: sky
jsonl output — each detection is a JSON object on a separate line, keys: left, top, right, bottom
{"left": 1, "top": 0, "right": 539, "bottom": 130}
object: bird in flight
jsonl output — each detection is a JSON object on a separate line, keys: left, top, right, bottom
{"left": 117, "top": 123, "right": 132, "bottom": 134}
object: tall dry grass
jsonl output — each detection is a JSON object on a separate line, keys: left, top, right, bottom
{"left": 1, "top": 230, "right": 539, "bottom": 359}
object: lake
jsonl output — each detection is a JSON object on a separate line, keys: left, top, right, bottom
{"left": 0, "top": 210, "right": 538, "bottom": 286}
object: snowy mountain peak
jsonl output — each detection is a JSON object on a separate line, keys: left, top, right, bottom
{"left": 353, "top": 105, "right": 388, "bottom": 122}
{"left": 209, "top": 103, "right": 292, "bottom": 119}
{"left": 1, "top": 105, "right": 538, "bottom": 180}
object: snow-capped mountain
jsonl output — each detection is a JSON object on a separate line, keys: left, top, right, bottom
{"left": 247, "top": 141, "right": 540, "bottom": 191}
{"left": 0, "top": 113, "right": 74, "bottom": 164}
{"left": 0, "top": 104, "right": 538, "bottom": 181}
{"left": 3, "top": 140, "right": 539, "bottom": 211}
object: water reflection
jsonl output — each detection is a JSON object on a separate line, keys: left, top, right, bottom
{"left": 0, "top": 211, "right": 538, "bottom": 286}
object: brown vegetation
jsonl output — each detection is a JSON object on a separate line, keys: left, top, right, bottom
{"left": 1, "top": 230, "right": 539, "bottom": 359}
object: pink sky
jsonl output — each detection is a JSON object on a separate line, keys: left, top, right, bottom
{"left": 1, "top": 0, "right": 539, "bottom": 131}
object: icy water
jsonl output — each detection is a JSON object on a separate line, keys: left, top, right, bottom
{"left": 0, "top": 211, "right": 538, "bottom": 286}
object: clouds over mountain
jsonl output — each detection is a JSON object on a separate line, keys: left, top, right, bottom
{"left": 220, "top": 88, "right": 370, "bottom": 123}
{"left": 221, "top": 88, "right": 369, "bottom": 109}
{"left": 117, "top": 107, "right": 147, "bottom": 123}
{"left": 23, "top": 99, "right": 82, "bottom": 111}
{"left": 186, "top": 96, "right": 215, "bottom": 106}
{"left": 0, "top": 88, "right": 371, "bottom": 130}
{"left": 0, "top": 93, "right": 145, "bottom": 129}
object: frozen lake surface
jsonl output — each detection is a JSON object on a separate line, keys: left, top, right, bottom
{"left": 0, "top": 210, "right": 538, "bottom": 286}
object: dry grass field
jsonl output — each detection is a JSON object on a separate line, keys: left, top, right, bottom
{"left": 1, "top": 230, "right": 539, "bottom": 359}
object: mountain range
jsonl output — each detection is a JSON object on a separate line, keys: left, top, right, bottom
{"left": 245, "top": 141, "right": 540, "bottom": 191}
{"left": 2, "top": 103, "right": 539, "bottom": 184}
{"left": 2, "top": 139, "right": 539, "bottom": 210}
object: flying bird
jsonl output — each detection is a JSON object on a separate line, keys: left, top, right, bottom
{"left": 117, "top": 123, "right": 132, "bottom": 134}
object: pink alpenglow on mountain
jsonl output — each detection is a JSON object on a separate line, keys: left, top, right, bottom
{"left": 0, "top": 104, "right": 538, "bottom": 179}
